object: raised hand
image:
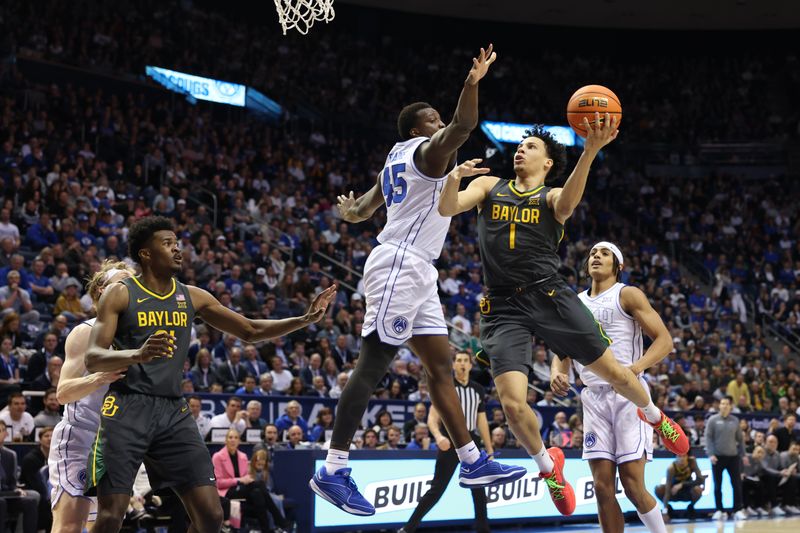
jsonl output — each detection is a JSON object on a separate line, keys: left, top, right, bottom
{"left": 583, "top": 112, "right": 620, "bottom": 154}
{"left": 337, "top": 191, "right": 357, "bottom": 221}
{"left": 448, "top": 158, "right": 491, "bottom": 181}
{"left": 134, "top": 332, "right": 175, "bottom": 363}
{"left": 304, "top": 284, "right": 337, "bottom": 324}
{"left": 465, "top": 44, "right": 497, "bottom": 86}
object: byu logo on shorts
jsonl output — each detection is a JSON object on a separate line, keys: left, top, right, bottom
{"left": 585, "top": 431, "right": 597, "bottom": 449}
{"left": 78, "top": 469, "right": 87, "bottom": 485}
{"left": 392, "top": 316, "right": 409, "bottom": 334}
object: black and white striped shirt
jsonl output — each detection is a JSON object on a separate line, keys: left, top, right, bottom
{"left": 454, "top": 378, "right": 486, "bottom": 433}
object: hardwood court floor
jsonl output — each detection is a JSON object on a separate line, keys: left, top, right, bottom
{"left": 499, "top": 517, "right": 800, "bottom": 532}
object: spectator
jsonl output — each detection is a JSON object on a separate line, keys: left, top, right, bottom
{"left": 234, "top": 375, "right": 261, "bottom": 396}
{"left": 778, "top": 441, "right": 800, "bottom": 513}
{"left": 547, "top": 411, "right": 572, "bottom": 448}
{"left": 285, "top": 425, "right": 306, "bottom": 449}
{"left": 743, "top": 445, "right": 769, "bottom": 517}
{"left": 491, "top": 427, "right": 508, "bottom": 450}
{"left": 246, "top": 400, "right": 267, "bottom": 430}
{"left": 274, "top": 400, "right": 309, "bottom": 440}
{"left": 771, "top": 414, "right": 799, "bottom": 452}
{"left": 360, "top": 429, "right": 380, "bottom": 450}
{"left": 300, "top": 352, "right": 323, "bottom": 386}
{"left": 309, "top": 375, "right": 328, "bottom": 398}
{"left": 655, "top": 453, "right": 705, "bottom": 521}
{"left": 257, "top": 373, "right": 276, "bottom": 396}
{"left": 762, "top": 434, "right": 792, "bottom": 516}
{"left": 188, "top": 395, "right": 211, "bottom": 440}
{"left": 405, "top": 423, "right": 437, "bottom": 451}
{"left": 372, "top": 410, "right": 394, "bottom": 442}
{"left": 246, "top": 449, "right": 292, "bottom": 531}
{"left": 20, "top": 425, "right": 52, "bottom": 531}
{"left": 0, "top": 392, "right": 34, "bottom": 441}
{"left": 536, "top": 390, "right": 557, "bottom": 407}
{"left": 531, "top": 348, "right": 550, "bottom": 385}
{"left": 270, "top": 356, "right": 293, "bottom": 393}
{"left": 403, "top": 403, "right": 428, "bottom": 443}
{"left": 209, "top": 396, "right": 248, "bottom": 436}
{"left": 190, "top": 349, "right": 219, "bottom": 392}
{"left": 253, "top": 424, "right": 288, "bottom": 464}
{"left": 212, "top": 428, "right": 252, "bottom": 532}
{"left": 53, "top": 278, "right": 87, "bottom": 322}
{"left": 0, "top": 313, "right": 31, "bottom": 349}
{"left": 32, "top": 388, "right": 61, "bottom": 427}
{"left": 241, "top": 344, "right": 267, "bottom": 379}
{"left": 309, "top": 407, "right": 334, "bottom": 443}
{"left": 29, "top": 356, "right": 62, "bottom": 394}
{"left": 0, "top": 270, "right": 40, "bottom": 326}
{"left": 408, "top": 381, "right": 431, "bottom": 403}
{"left": 328, "top": 372, "right": 348, "bottom": 400}
{"left": 726, "top": 374, "right": 751, "bottom": 410}
{"left": 218, "top": 347, "right": 249, "bottom": 393}
{"left": 27, "top": 259, "right": 54, "bottom": 305}
{"left": 377, "top": 426, "right": 402, "bottom": 450}
{"left": 286, "top": 377, "right": 309, "bottom": 397}
{"left": 0, "top": 420, "right": 40, "bottom": 533}
{"left": 25, "top": 332, "right": 61, "bottom": 383}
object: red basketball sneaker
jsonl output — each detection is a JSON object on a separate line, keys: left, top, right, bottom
{"left": 539, "top": 447, "right": 575, "bottom": 516}
{"left": 637, "top": 409, "right": 690, "bottom": 455}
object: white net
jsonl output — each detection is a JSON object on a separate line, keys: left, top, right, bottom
{"left": 273, "top": 0, "right": 335, "bottom": 35}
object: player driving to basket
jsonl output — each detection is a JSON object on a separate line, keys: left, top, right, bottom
{"left": 437, "top": 114, "right": 689, "bottom": 516}
{"left": 309, "top": 45, "right": 526, "bottom": 517}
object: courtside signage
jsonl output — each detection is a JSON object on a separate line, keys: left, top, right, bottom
{"left": 482, "top": 121, "right": 579, "bottom": 147}
{"left": 313, "top": 457, "right": 728, "bottom": 528}
{"left": 146, "top": 66, "right": 246, "bottom": 107}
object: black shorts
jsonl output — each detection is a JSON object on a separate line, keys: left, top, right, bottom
{"left": 87, "top": 391, "right": 216, "bottom": 496}
{"left": 479, "top": 277, "right": 610, "bottom": 378}
{"left": 670, "top": 484, "right": 698, "bottom": 501}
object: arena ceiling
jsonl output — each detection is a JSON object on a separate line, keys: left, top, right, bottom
{"left": 338, "top": 0, "right": 800, "bottom": 29}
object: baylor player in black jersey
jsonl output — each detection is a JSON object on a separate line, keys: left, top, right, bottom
{"left": 84, "top": 216, "right": 336, "bottom": 533}
{"left": 439, "top": 113, "right": 688, "bottom": 516}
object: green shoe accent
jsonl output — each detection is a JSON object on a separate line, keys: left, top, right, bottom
{"left": 544, "top": 474, "right": 565, "bottom": 500}
{"left": 659, "top": 418, "right": 680, "bottom": 443}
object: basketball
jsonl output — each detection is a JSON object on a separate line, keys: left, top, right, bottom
{"left": 567, "top": 85, "right": 622, "bottom": 138}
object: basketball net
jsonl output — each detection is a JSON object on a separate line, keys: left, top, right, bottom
{"left": 273, "top": 0, "right": 335, "bottom": 35}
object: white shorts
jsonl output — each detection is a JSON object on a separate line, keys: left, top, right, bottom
{"left": 48, "top": 420, "right": 98, "bottom": 520}
{"left": 362, "top": 243, "right": 447, "bottom": 345}
{"left": 580, "top": 381, "right": 653, "bottom": 464}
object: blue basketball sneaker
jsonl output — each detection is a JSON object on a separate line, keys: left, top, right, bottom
{"left": 309, "top": 467, "right": 375, "bottom": 516}
{"left": 458, "top": 451, "right": 527, "bottom": 488}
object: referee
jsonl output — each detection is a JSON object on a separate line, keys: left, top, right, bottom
{"left": 399, "top": 351, "right": 492, "bottom": 533}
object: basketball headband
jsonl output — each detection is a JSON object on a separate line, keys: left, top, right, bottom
{"left": 103, "top": 268, "right": 125, "bottom": 283}
{"left": 591, "top": 241, "right": 624, "bottom": 266}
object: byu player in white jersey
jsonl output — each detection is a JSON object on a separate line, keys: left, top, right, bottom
{"left": 310, "top": 45, "right": 526, "bottom": 517}
{"left": 49, "top": 260, "right": 134, "bottom": 533}
{"left": 550, "top": 242, "right": 672, "bottom": 532}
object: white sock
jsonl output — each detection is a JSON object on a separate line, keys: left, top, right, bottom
{"left": 641, "top": 401, "right": 662, "bottom": 424}
{"left": 324, "top": 449, "right": 349, "bottom": 475}
{"left": 455, "top": 442, "right": 481, "bottom": 464}
{"left": 637, "top": 504, "right": 667, "bottom": 533}
{"left": 531, "top": 444, "right": 554, "bottom": 474}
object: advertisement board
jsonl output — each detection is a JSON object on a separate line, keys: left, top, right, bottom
{"left": 312, "top": 456, "right": 729, "bottom": 529}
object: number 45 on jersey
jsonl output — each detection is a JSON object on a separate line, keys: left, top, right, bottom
{"left": 382, "top": 163, "right": 407, "bottom": 207}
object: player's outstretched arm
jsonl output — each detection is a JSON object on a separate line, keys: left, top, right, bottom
{"left": 620, "top": 286, "right": 673, "bottom": 375}
{"left": 337, "top": 175, "right": 384, "bottom": 223}
{"left": 550, "top": 355, "right": 572, "bottom": 397}
{"left": 190, "top": 284, "right": 336, "bottom": 342}
{"left": 417, "top": 45, "right": 497, "bottom": 176}
{"left": 85, "top": 282, "right": 174, "bottom": 372}
{"left": 58, "top": 323, "right": 124, "bottom": 404}
{"left": 548, "top": 112, "right": 619, "bottom": 224}
{"left": 438, "top": 158, "right": 497, "bottom": 216}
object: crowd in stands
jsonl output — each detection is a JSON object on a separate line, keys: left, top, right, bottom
{"left": 0, "top": 1, "right": 797, "bottom": 528}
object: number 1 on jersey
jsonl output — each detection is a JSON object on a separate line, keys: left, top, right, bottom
{"left": 382, "top": 163, "right": 408, "bottom": 207}
{"left": 509, "top": 223, "right": 516, "bottom": 250}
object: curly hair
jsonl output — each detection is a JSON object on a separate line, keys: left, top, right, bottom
{"left": 85, "top": 259, "right": 136, "bottom": 304}
{"left": 397, "top": 102, "right": 432, "bottom": 140}
{"left": 127, "top": 216, "right": 174, "bottom": 265}
{"left": 523, "top": 126, "right": 568, "bottom": 182}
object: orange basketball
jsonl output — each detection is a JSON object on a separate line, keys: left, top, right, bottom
{"left": 567, "top": 85, "right": 622, "bottom": 138}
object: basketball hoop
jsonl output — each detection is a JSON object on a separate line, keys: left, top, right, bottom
{"left": 273, "top": 0, "right": 335, "bottom": 35}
